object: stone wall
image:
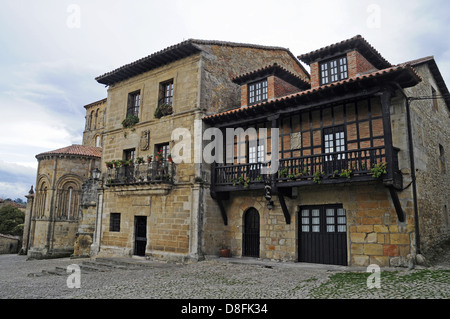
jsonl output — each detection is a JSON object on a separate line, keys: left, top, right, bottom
{"left": 212, "top": 182, "right": 415, "bottom": 267}
{"left": 0, "top": 234, "right": 21, "bottom": 254}
{"left": 198, "top": 44, "right": 309, "bottom": 114}
{"left": 403, "top": 63, "right": 450, "bottom": 257}
{"left": 28, "top": 155, "right": 100, "bottom": 259}
{"left": 83, "top": 98, "right": 107, "bottom": 148}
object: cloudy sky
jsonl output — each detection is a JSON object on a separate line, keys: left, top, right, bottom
{"left": 0, "top": 0, "right": 449, "bottom": 200}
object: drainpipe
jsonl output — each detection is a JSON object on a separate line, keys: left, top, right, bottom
{"left": 395, "top": 85, "right": 421, "bottom": 255}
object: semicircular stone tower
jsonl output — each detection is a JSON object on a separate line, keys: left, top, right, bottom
{"left": 26, "top": 144, "right": 101, "bottom": 259}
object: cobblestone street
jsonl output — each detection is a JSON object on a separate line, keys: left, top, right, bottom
{"left": 0, "top": 253, "right": 448, "bottom": 300}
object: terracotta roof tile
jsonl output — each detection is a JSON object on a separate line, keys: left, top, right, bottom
{"left": 298, "top": 35, "right": 391, "bottom": 70}
{"left": 36, "top": 144, "right": 102, "bottom": 159}
{"left": 203, "top": 65, "right": 421, "bottom": 122}
{"left": 96, "top": 39, "right": 309, "bottom": 86}
{"left": 232, "top": 63, "right": 310, "bottom": 89}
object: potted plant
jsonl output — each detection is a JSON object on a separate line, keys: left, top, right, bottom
{"left": 154, "top": 150, "right": 163, "bottom": 162}
{"left": 147, "top": 155, "right": 153, "bottom": 163}
{"left": 136, "top": 157, "right": 145, "bottom": 164}
{"left": 105, "top": 161, "right": 113, "bottom": 169}
{"left": 168, "top": 154, "right": 173, "bottom": 163}
{"left": 219, "top": 247, "right": 231, "bottom": 258}
{"left": 370, "top": 162, "right": 387, "bottom": 179}
{"left": 121, "top": 114, "right": 139, "bottom": 128}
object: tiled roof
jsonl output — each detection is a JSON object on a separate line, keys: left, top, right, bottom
{"left": 36, "top": 144, "right": 102, "bottom": 159}
{"left": 96, "top": 39, "right": 308, "bottom": 86}
{"left": 203, "top": 65, "right": 421, "bottom": 122}
{"left": 399, "top": 56, "right": 450, "bottom": 110}
{"left": 298, "top": 35, "right": 391, "bottom": 70}
{"left": 232, "top": 63, "right": 310, "bottom": 90}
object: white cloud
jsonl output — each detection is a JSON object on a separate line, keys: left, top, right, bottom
{"left": 0, "top": 0, "right": 448, "bottom": 200}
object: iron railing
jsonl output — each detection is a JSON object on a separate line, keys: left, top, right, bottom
{"left": 213, "top": 146, "right": 395, "bottom": 187}
{"left": 105, "top": 161, "right": 174, "bottom": 186}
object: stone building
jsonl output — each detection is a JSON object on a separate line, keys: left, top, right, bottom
{"left": 23, "top": 145, "right": 101, "bottom": 259}
{"left": 0, "top": 234, "right": 21, "bottom": 254}
{"left": 23, "top": 36, "right": 449, "bottom": 267}
{"left": 203, "top": 35, "right": 450, "bottom": 267}
{"left": 93, "top": 40, "right": 309, "bottom": 261}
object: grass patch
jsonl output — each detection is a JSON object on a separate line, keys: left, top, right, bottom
{"left": 309, "top": 270, "right": 450, "bottom": 299}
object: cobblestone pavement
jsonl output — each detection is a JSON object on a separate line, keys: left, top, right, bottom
{"left": 0, "top": 253, "right": 448, "bottom": 299}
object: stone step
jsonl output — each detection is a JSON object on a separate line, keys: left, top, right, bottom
{"left": 82, "top": 260, "right": 128, "bottom": 270}
{"left": 94, "top": 257, "right": 161, "bottom": 269}
{"left": 42, "top": 268, "right": 66, "bottom": 276}
{"left": 79, "top": 264, "right": 108, "bottom": 272}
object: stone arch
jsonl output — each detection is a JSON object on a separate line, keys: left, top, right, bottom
{"left": 94, "top": 134, "right": 102, "bottom": 147}
{"left": 35, "top": 175, "right": 51, "bottom": 219}
{"left": 55, "top": 175, "right": 82, "bottom": 220}
{"left": 242, "top": 207, "right": 260, "bottom": 257}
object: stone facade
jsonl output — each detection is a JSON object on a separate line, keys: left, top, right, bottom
{"left": 24, "top": 146, "right": 101, "bottom": 259}
{"left": 94, "top": 41, "right": 308, "bottom": 262}
{"left": 83, "top": 98, "right": 107, "bottom": 148}
{"left": 22, "top": 37, "right": 449, "bottom": 268}
{"left": 403, "top": 63, "right": 450, "bottom": 256}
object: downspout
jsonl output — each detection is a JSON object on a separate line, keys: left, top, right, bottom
{"left": 394, "top": 84, "right": 421, "bottom": 255}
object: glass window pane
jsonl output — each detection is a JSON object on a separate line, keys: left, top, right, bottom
{"left": 302, "top": 218, "right": 309, "bottom": 225}
{"left": 338, "top": 217, "right": 346, "bottom": 224}
{"left": 327, "top": 217, "right": 335, "bottom": 225}
{"left": 338, "top": 225, "right": 346, "bottom": 232}
{"left": 312, "top": 225, "right": 320, "bottom": 232}
{"left": 337, "top": 208, "right": 345, "bottom": 216}
{"left": 302, "top": 210, "right": 309, "bottom": 217}
{"left": 312, "top": 218, "right": 319, "bottom": 225}
{"left": 312, "top": 209, "right": 319, "bottom": 217}
{"left": 302, "top": 225, "right": 310, "bottom": 232}
{"left": 327, "top": 225, "right": 335, "bottom": 232}
{"left": 326, "top": 209, "right": 335, "bottom": 216}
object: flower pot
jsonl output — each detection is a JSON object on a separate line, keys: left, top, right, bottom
{"left": 219, "top": 248, "right": 231, "bottom": 258}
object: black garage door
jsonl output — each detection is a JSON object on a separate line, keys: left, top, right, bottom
{"left": 298, "top": 205, "right": 347, "bottom": 266}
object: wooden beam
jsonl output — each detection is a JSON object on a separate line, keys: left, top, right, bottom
{"left": 216, "top": 199, "right": 228, "bottom": 226}
{"left": 278, "top": 193, "right": 291, "bottom": 224}
{"left": 387, "top": 185, "right": 406, "bottom": 223}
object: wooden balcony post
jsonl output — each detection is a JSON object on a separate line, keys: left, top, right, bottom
{"left": 380, "top": 89, "right": 395, "bottom": 182}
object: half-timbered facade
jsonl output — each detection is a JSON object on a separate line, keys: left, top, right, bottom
{"left": 203, "top": 35, "right": 450, "bottom": 267}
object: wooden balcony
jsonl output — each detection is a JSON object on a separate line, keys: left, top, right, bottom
{"left": 105, "top": 162, "right": 174, "bottom": 186}
{"left": 212, "top": 146, "right": 401, "bottom": 193}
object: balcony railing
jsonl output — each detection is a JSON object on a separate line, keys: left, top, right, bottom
{"left": 213, "top": 146, "right": 398, "bottom": 190}
{"left": 105, "top": 161, "right": 174, "bottom": 186}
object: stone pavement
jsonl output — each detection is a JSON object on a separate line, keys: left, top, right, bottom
{"left": 0, "top": 253, "right": 448, "bottom": 299}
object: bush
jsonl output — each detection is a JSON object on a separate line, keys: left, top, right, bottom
{"left": 0, "top": 205, "right": 25, "bottom": 237}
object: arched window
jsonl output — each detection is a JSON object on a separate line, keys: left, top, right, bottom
{"left": 95, "top": 135, "right": 101, "bottom": 147}
{"left": 35, "top": 183, "right": 48, "bottom": 219}
{"left": 56, "top": 181, "right": 80, "bottom": 220}
{"left": 89, "top": 110, "right": 95, "bottom": 131}
{"left": 94, "top": 109, "right": 99, "bottom": 130}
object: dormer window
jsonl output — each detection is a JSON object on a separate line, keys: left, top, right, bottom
{"left": 248, "top": 79, "right": 268, "bottom": 105}
{"left": 320, "top": 56, "right": 348, "bottom": 85}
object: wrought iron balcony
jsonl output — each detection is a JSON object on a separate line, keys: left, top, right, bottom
{"left": 212, "top": 146, "right": 401, "bottom": 192}
{"left": 105, "top": 161, "right": 174, "bottom": 186}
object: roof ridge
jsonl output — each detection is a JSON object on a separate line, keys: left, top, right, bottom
{"left": 36, "top": 144, "right": 102, "bottom": 159}
{"left": 203, "top": 65, "right": 421, "bottom": 121}
{"left": 398, "top": 56, "right": 434, "bottom": 67}
{"left": 298, "top": 34, "right": 391, "bottom": 69}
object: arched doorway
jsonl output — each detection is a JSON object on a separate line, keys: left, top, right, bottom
{"left": 243, "top": 208, "right": 260, "bottom": 257}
